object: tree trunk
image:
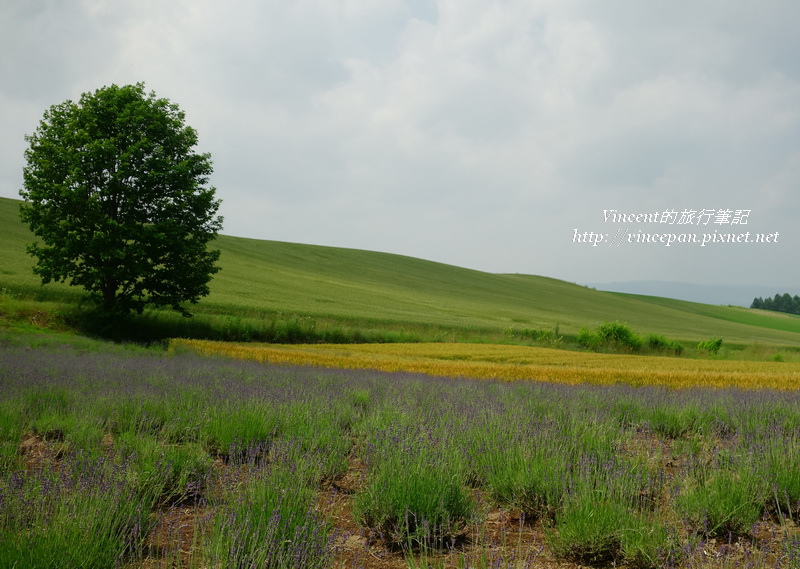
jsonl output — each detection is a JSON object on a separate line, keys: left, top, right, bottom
{"left": 102, "top": 276, "right": 117, "bottom": 311}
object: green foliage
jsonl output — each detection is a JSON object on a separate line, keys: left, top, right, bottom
{"left": 0, "top": 453, "right": 158, "bottom": 568}
{"left": 579, "top": 321, "right": 642, "bottom": 352}
{"left": 354, "top": 429, "right": 475, "bottom": 549}
{"left": 483, "top": 443, "right": 568, "bottom": 520}
{"left": 697, "top": 337, "right": 723, "bottom": 354}
{"left": 547, "top": 492, "right": 679, "bottom": 569}
{"left": 676, "top": 468, "right": 765, "bottom": 537}
{"left": 504, "top": 324, "right": 563, "bottom": 346}
{"left": 0, "top": 400, "right": 24, "bottom": 475}
{"left": 202, "top": 403, "right": 281, "bottom": 460}
{"left": 18, "top": 83, "right": 222, "bottom": 317}
{"left": 646, "top": 334, "right": 684, "bottom": 355}
{"left": 203, "top": 444, "right": 330, "bottom": 569}
{"left": 761, "top": 435, "right": 800, "bottom": 516}
{"left": 578, "top": 323, "right": 689, "bottom": 356}
{"left": 116, "top": 432, "right": 212, "bottom": 505}
{"left": 647, "top": 405, "right": 708, "bottom": 439}
{"left": 30, "top": 412, "right": 104, "bottom": 457}
{"left": 577, "top": 327, "right": 600, "bottom": 349}
{"left": 279, "top": 403, "right": 352, "bottom": 480}
{"left": 546, "top": 493, "right": 631, "bottom": 565}
{"left": 349, "top": 388, "right": 371, "bottom": 413}
{"left": 619, "top": 516, "right": 679, "bottom": 569}
{"left": 752, "top": 292, "right": 800, "bottom": 315}
{"left": 597, "top": 321, "right": 643, "bottom": 351}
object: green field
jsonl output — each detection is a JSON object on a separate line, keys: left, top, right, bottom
{"left": 2, "top": 195, "right": 800, "bottom": 348}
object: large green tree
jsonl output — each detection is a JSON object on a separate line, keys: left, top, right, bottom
{"left": 19, "top": 83, "right": 223, "bottom": 316}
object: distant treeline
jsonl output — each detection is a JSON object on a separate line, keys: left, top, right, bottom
{"left": 751, "top": 293, "right": 800, "bottom": 315}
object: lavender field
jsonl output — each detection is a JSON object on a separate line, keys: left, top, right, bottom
{"left": 2, "top": 339, "right": 800, "bottom": 568}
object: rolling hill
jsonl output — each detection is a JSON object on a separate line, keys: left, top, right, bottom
{"left": 2, "top": 195, "right": 800, "bottom": 345}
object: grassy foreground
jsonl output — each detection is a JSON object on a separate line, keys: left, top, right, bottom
{"left": 3, "top": 336, "right": 800, "bottom": 569}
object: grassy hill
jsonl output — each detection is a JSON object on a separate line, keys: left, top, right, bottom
{"left": 2, "top": 195, "right": 800, "bottom": 346}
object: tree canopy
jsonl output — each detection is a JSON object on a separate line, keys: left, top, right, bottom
{"left": 751, "top": 293, "right": 800, "bottom": 315}
{"left": 19, "top": 83, "right": 223, "bottom": 316}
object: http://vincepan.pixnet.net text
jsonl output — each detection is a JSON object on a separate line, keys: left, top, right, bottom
{"left": 572, "top": 209, "right": 780, "bottom": 247}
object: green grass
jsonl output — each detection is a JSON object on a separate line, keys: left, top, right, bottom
{"left": 677, "top": 467, "right": 766, "bottom": 538}
{"left": 354, "top": 424, "right": 476, "bottom": 549}
{"left": 3, "top": 195, "right": 800, "bottom": 347}
{"left": 203, "top": 442, "right": 331, "bottom": 569}
{"left": 0, "top": 451, "right": 160, "bottom": 569}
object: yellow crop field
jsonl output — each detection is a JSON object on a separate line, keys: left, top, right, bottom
{"left": 171, "top": 340, "right": 800, "bottom": 390}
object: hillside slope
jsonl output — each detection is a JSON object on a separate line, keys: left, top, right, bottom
{"left": 3, "top": 196, "right": 799, "bottom": 345}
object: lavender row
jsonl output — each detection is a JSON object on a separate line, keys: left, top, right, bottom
{"left": 3, "top": 341, "right": 800, "bottom": 567}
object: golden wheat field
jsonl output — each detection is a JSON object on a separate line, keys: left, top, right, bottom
{"left": 171, "top": 339, "right": 800, "bottom": 390}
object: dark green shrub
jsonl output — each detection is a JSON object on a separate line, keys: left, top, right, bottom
{"left": 597, "top": 321, "right": 642, "bottom": 351}
{"left": 577, "top": 328, "right": 600, "bottom": 349}
{"left": 505, "top": 325, "right": 563, "bottom": 346}
{"left": 646, "top": 334, "right": 683, "bottom": 356}
{"left": 580, "top": 323, "right": 684, "bottom": 355}
{"left": 546, "top": 494, "right": 631, "bottom": 565}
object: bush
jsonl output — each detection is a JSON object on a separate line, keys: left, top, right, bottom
{"left": 548, "top": 491, "right": 680, "bottom": 569}
{"left": 596, "top": 321, "right": 642, "bottom": 351}
{"left": 505, "top": 325, "right": 563, "bottom": 346}
{"left": 116, "top": 433, "right": 212, "bottom": 505}
{"left": 761, "top": 436, "right": 800, "bottom": 516}
{"left": 546, "top": 493, "right": 631, "bottom": 565}
{"left": 484, "top": 444, "right": 568, "bottom": 521}
{"left": 577, "top": 328, "right": 600, "bottom": 349}
{"left": 202, "top": 404, "right": 281, "bottom": 462}
{"left": 579, "top": 323, "right": 686, "bottom": 356}
{"left": 621, "top": 516, "right": 680, "bottom": 569}
{"left": 677, "top": 469, "right": 765, "bottom": 537}
{"left": 647, "top": 406, "right": 703, "bottom": 439}
{"left": 354, "top": 428, "right": 475, "bottom": 549}
{"left": 646, "top": 334, "right": 683, "bottom": 356}
{"left": 204, "top": 450, "right": 330, "bottom": 569}
{"left": 697, "top": 337, "right": 723, "bottom": 354}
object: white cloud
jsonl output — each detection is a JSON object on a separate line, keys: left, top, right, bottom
{"left": 2, "top": 0, "right": 799, "bottom": 286}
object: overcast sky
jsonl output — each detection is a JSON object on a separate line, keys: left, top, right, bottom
{"left": 2, "top": 1, "right": 799, "bottom": 290}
